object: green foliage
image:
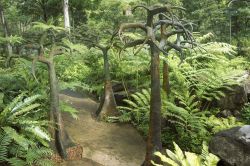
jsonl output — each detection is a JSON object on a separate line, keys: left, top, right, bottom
{"left": 60, "top": 101, "right": 78, "bottom": 120}
{"left": 0, "top": 0, "right": 249, "bottom": 164}
{"left": 116, "top": 89, "right": 209, "bottom": 152}
{"left": 207, "top": 115, "right": 243, "bottom": 134}
{"left": 116, "top": 89, "right": 150, "bottom": 135}
{"left": 0, "top": 94, "right": 53, "bottom": 166}
{"left": 152, "top": 142, "right": 219, "bottom": 166}
{"left": 55, "top": 53, "right": 93, "bottom": 92}
{"left": 242, "top": 103, "right": 250, "bottom": 124}
{"left": 0, "top": 131, "right": 11, "bottom": 162}
{"left": 116, "top": 41, "right": 247, "bottom": 151}
{"left": 163, "top": 92, "right": 206, "bottom": 133}
{"left": 0, "top": 35, "right": 23, "bottom": 44}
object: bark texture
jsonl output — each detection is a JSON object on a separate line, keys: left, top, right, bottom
{"left": 162, "top": 61, "right": 170, "bottom": 95}
{"left": 144, "top": 44, "right": 162, "bottom": 166}
{"left": 96, "top": 49, "right": 117, "bottom": 118}
{"left": 63, "top": 0, "right": 70, "bottom": 31}
{"left": 48, "top": 60, "right": 68, "bottom": 158}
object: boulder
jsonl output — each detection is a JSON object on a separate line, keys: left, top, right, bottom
{"left": 209, "top": 125, "right": 250, "bottom": 166}
{"left": 215, "top": 72, "right": 250, "bottom": 117}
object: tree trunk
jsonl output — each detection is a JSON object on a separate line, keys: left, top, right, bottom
{"left": 96, "top": 49, "right": 117, "bottom": 118}
{"left": 63, "top": 0, "right": 70, "bottom": 31}
{"left": 48, "top": 60, "right": 73, "bottom": 158}
{"left": 0, "top": 3, "right": 13, "bottom": 67}
{"left": 162, "top": 60, "right": 170, "bottom": 95}
{"left": 41, "top": 0, "right": 48, "bottom": 22}
{"left": 144, "top": 44, "right": 162, "bottom": 166}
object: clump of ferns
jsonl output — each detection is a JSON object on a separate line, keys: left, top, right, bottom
{"left": 171, "top": 61, "right": 240, "bottom": 111}
{"left": 117, "top": 89, "right": 150, "bottom": 136}
{"left": 162, "top": 89, "right": 208, "bottom": 136}
{"left": 116, "top": 88, "right": 208, "bottom": 136}
{"left": 0, "top": 93, "right": 54, "bottom": 166}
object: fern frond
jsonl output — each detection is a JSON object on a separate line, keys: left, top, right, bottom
{"left": 0, "top": 131, "right": 11, "bottom": 162}
{"left": 0, "top": 93, "right": 26, "bottom": 122}
{"left": 11, "top": 95, "right": 41, "bottom": 113}
{"left": 2, "top": 127, "right": 31, "bottom": 150}
{"left": 7, "top": 157, "right": 26, "bottom": 166}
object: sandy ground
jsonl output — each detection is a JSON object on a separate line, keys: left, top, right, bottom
{"left": 58, "top": 91, "right": 145, "bottom": 166}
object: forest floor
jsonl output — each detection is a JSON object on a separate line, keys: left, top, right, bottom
{"left": 58, "top": 90, "right": 146, "bottom": 166}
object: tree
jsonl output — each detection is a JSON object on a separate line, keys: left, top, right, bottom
{"left": 94, "top": 45, "right": 117, "bottom": 118}
{"left": 19, "top": 23, "right": 75, "bottom": 159}
{"left": 73, "top": 0, "right": 135, "bottom": 118}
{"left": 119, "top": 4, "right": 194, "bottom": 165}
{"left": 63, "top": 0, "right": 70, "bottom": 31}
{"left": 16, "top": 0, "right": 62, "bottom": 23}
{"left": 73, "top": 25, "right": 118, "bottom": 118}
{"left": 0, "top": 1, "right": 12, "bottom": 66}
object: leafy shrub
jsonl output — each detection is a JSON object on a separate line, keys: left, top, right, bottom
{"left": 207, "top": 115, "right": 243, "bottom": 134}
{"left": 115, "top": 89, "right": 150, "bottom": 136}
{"left": 152, "top": 142, "right": 219, "bottom": 166}
{"left": 0, "top": 93, "right": 54, "bottom": 166}
{"left": 116, "top": 89, "right": 210, "bottom": 152}
{"left": 60, "top": 101, "right": 78, "bottom": 120}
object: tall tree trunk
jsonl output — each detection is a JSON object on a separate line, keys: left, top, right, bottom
{"left": 48, "top": 60, "right": 71, "bottom": 158}
{"left": 96, "top": 48, "right": 117, "bottom": 118}
{"left": 162, "top": 60, "right": 170, "bottom": 95}
{"left": 0, "top": 3, "right": 13, "bottom": 67}
{"left": 41, "top": 0, "right": 48, "bottom": 22}
{"left": 63, "top": 0, "right": 70, "bottom": 31}
{"left": 144, "top": 44, "right": 162, "bottom": 166}
{"left": 159, "top": 14, "right": 170, "bottom": 96}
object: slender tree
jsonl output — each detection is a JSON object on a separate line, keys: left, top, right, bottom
{"left": 95, "top": 46, "right": 117, "bottom": 118}
{"left": 0, "top": 2, "right": 13, "bottom": 67}
{"left": 63, "top": 0, "right": 70, "bottom": 31}
{"left": 119, "top": 4, "right": 194, "bottom": 165}
{"left": 20, "top": 23, "right": 75, "bottom": 159}
{"left": 73, "top": 25, "right": 118, "bottom": 118}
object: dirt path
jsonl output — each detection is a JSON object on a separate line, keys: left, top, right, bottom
{"left": 59, "top": 90, "right": 146, "bottom": 166}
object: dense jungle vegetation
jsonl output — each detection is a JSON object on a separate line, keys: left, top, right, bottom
{"left": 0, "top": 0, "right": 249, "bottom": 166}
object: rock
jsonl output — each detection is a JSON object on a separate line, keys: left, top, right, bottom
{"left": 220, "top": 109, "right": 233, "bottom": 118}
{"left": 209, "top": 125, "right": 250, "bottom": 166}
{"left": 216, "top": 85, "right": 247, "bottom": 117}
{"left": 214, "top": 72, "right": 250, "bottom": 117}
{"left": 114, "top": 91, "right": 128, "bottom": 106}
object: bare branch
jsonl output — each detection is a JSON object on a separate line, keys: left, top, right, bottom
{"left": 150, "top": 6, "right": 170, "bottom": 16}
{"left": 166, "top": 41, "right": 182, "bottom": 52}
{"left": 170, "top": 6, "right": 186, "bottom": 11}
{"left": 134, "top": 38, "right": 149, "bottom": 55}
{"left": 164, "top": 29, "right": 185, "bottom": 38}
{"left": 118, "top": 23, "right": 146, "bottom": 43}
{"left": 132, "top": 5, "right": 150, "bottom": 13}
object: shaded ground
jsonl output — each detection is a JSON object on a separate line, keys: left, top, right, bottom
{"left": 59, "top": 90, "right": 146, "bottom": 166}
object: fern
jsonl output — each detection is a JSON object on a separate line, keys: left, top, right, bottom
{"left": 152, "top": 142, "right": 219, "bottom": 166}
{"left": 32, "top": 22, "right": 65, "bottom": 33}
{"left": 0, "top": 130, "right": 11, "bottom": 162}
{"left": 11, "top": 94, "right": 41, "bottom": 113}
{"left": 117, "top": 89, "right": 150, "bottom": 128}
{"left": 25, "top": 147, "right": 53, "bottom": 166}
{"left": 207, "top": 115, "right": 243, "bottom": 134}
{"left": 7, "top": 157, "right": 26, "bottom": 166}
{"left": 0, "top": 94, "right": 53, "bottom": 166}
{"left": 60, "top": 101, "right": 79, "bottom": 120}
{"left": 2, "top": 127, "right": 31, "bottom": 150}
